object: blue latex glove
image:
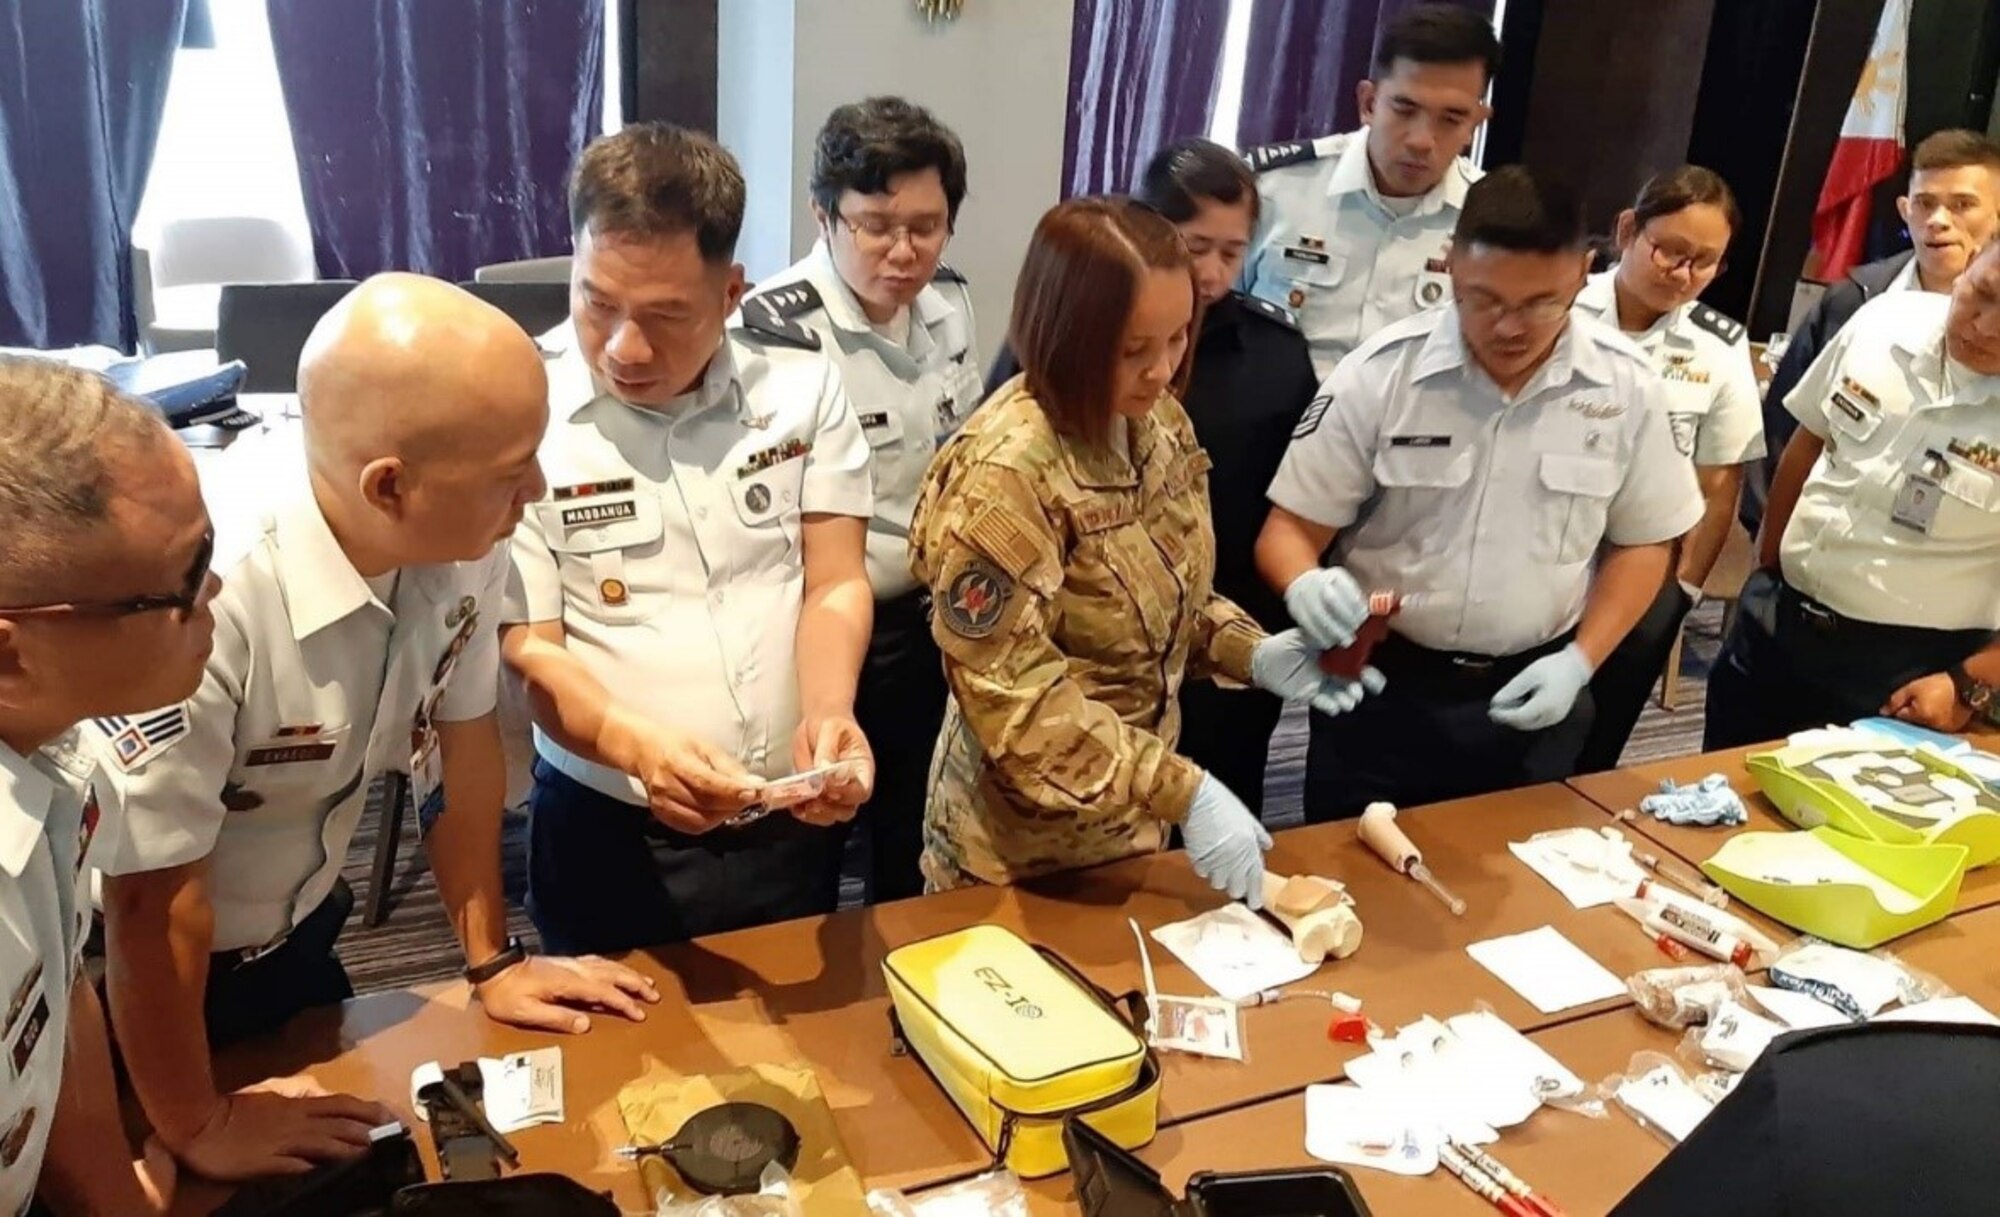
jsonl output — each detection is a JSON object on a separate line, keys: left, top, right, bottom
{"left": 1250, "top": 629, "right": 1387, "bottom": 717}
{"left": 1488, "top": 643, "right": 1594, "bottom": 731}
{"left": 1639, "top": 774, "right": 1748, "bottom": 826}
{"left": 1182, "top": 775, "right": 1273, "bottom": 908}
{"left": 1282, "top": 566, "right": 1369, "bottom": 650}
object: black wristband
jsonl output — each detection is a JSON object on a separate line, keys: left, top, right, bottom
{"left": 464, "top": 936, "right": 526, "bottom": 985}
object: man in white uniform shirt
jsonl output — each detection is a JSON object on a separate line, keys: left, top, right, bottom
{"left": 1707, "top": 238, "right": 2000, "bottom": 747}
{"left": 505, "top": 124, "right": 877, "bottom": 956}
{"left": 1241, "top": 3, "right": 1499, "bottom": 381}
{"left": 737, "top": 97, "right": 982, "bottom": 902}
{"left": 96, "top": 277, "right": 657, "bottom": 1185}
{"left": 0, "top": 361, "right": 202, "bottom": 1214}
{"left": 1257, "top": 168, "right": 1702, "bottom": 821}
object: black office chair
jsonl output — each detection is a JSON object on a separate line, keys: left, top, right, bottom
{"left": 459, "top": 280, "right": 570, "bottom": 341}
{"left": 216, "top": 281, "right": 360, "bottom": 394}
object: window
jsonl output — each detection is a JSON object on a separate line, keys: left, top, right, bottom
{"left": 136, "top": 0, "right": 310, "bottom": 253}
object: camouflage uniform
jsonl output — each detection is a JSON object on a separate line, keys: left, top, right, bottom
{"left": 910, "top": 376, "right": 1265, "bottom": 889}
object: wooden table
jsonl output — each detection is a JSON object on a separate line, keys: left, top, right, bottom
{"left": 179, "top": 752, "right": 2000, "bottom": 1215}
{"left": 1568, "top": 740, "right": 2000, "bottom": 915}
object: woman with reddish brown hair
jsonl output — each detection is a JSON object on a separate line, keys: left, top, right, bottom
{"left": 908, "top": 197, "right": 1377, "bottom": 904}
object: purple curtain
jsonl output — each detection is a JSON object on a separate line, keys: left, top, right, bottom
{"left": 1064, "top": 0, "right": 1231, "bottom": 199}
{"left": 0, "top": 0, "right": 187, "bottom": 349}
{"left": 1236, "top": 0, "right": 1494, "bottom": 151}
{"left": 266, "top": 0, "right": 604, "bottom": 282}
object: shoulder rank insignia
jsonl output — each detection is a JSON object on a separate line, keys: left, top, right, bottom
{"left": 738, "top": 288, "right": 822, "bottom": 351}
{"left": 1245, "top": 140, "right": 1319, "bottom": 173}
{"left": 933, "top": 262, "right": 967, "bottom": 284}
{"left": 91, "top": 705, "right": 191, "bottom": 773}
{"left": 1688, "top": 304, "right": 1745, "bottom": 346}
{"left": 1237, "top": 292, "right": 1299, "bottom": 330}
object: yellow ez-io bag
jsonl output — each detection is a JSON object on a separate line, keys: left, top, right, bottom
{"left": 882, "top": 924, "right": 1161, "bottom": 1178}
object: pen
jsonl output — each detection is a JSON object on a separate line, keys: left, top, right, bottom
{"left": 1450, "top": 1139, "right": 1568, "bottom": 1217}
{"left": 1438, "top": 1142, "right": 1537, "bottom": 1217}
{"left": 440, "top": 1072, "right": 521, "bottom": 1167}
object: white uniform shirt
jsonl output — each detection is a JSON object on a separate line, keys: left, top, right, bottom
{"left": 506, "top": 324, "right": 873, "bottom": 803}
{"left": 0, "top": 733, "right": 98, "bottom": 1215}
{"left": 90, "top": 453, "right": 506, "bottom": 953}
{"left": 1244, "top": 131, "right": 1481, "bottom": 381}
{"left": 1781, "top": 290, "right": 2000, "bottom": 629}
{"left": 737, "top": 243, "right": 983, "bottom": 598}
{"left": 1575, "top": 271, "right": 1766, "bottom": 467}
{"left": 1268, "top": 307, "right": 1704, "bottom": 656}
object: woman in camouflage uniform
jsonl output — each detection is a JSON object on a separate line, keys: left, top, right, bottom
{"left": 909, "top": 197, "right": 1379, "bottom": 906}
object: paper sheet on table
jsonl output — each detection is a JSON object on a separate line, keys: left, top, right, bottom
{"left": 1303, "top": 1083, "right": 1439, "bottom": 1176}
{"left": 1151, "top": 904, "right": 1319, "bottom": 1001}
{"left": 1466, "top": 926, "right": 1625, "bottom": 1014}
{"left": 1509, "top": 828, "right": 1644, "bottom": 908}
{"left": 409, "top": 1047, "right": 564, "bottom": 1134}
{"left": 1875, "top": 996, "right": 2000, "bottom": 1026}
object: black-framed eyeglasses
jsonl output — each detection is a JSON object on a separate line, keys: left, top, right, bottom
{"left": 0, "top": 528, "right": 214, "bottom": 620}
{"left": 1642, "top": 231, "right": 1727, "bottom": 277}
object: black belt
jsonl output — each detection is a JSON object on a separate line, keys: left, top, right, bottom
{"left": 1372, "top": 631, "right": 1575, "bottom": 692}
{"left": 1777, "top": 579, "right": 1960, "bottom": 642}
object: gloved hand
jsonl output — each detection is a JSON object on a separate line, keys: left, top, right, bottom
{"left": 1488, "top": 643, "right": 1594, "bottom": 731}
{"left": 1282, "top": 566, "right": 1369, "bottom": 650}
{"left": 1182, "top": 775, "right": 1272, "bottom": 908}
{"left": 1250, "top": 629, "right": 1387, "bottom": 717}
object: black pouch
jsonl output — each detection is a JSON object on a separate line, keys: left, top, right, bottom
{"left": 210, "top": 1126, "right": 424, "bottom": 1217}
{"left": 1064, "top": 1116, "right": 1373, "bottom": 1217}
{"left": 391, "top": 1173, "right": 622, "bottom": 1216}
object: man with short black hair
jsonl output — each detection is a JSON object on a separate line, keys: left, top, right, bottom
{"left": 505, "top": 124, "right": 876, "bottom": 953}
{"left": 1242, "top": 3, "right": 1501, "bottom": 379}
{"left": 735, "top": 98, "right": 980, "bottom": 902}
{"left": 1257, "top": 167, "right": 1702, "bottom": 819}
{"left": 0, "top": 359, "right": 209, "bottom": 1214}
{"left": 1744, "top": 128, "right": 2000, "bottom": 534}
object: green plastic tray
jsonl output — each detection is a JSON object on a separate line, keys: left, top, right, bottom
{"left": 1700, "top": 827, "right": 1968, "bottom": 948}
{"left": 1747, "top": 742, "right": 2000, "bottom": 867}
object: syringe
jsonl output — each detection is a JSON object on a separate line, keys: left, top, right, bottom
{"left": 1631, "top": 844, "right": 1730, "bottom": 907}
{"left": 1359, "top": 802, "right": 1468, "bottom": 915}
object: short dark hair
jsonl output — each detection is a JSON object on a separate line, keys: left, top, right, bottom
{"left": 1136, "top": 138, "right": 1259, "bottom": 225}
{"left": 1373, "top": 3, "right": 1502, "bottom": 83}
{"left": 1455, "top": 166, "right": 1585, "bottom": 253}
{"left": 568, "top": 122, "right": 745, "bottom": 263}
{"left": 811, "top": 97, "right": 969, "bottom": 225}
{"left": 1010, "top": 197, "right": 1197, "bottom": 446}
{"left": 1631, "top": 164, "right": 1742, "bottom": 234}
{"left": 1912, "top": 128, "right": 2000, "bottom": 176}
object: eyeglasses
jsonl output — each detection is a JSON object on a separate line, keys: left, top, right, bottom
{"left": 1455, "top": 292, "right": 1574, "bottom": 326}
{"left": 0, "top": 528, "right": 214, "bottom": 621}
{"left": 1642, "top": 232, "right": 1727, "bottom": 277}
{"left": 835, "top": 210, "right": 950, "bottom": 255}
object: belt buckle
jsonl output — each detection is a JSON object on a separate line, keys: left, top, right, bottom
{"left": 1797, "top": 598, "right": 1838, "bottom": 630}
{"left": 1450, "top": 655, "right": 1494, "bottom": 675}
{"left": 239, "top": 933, "right": 288, "bottom": 965}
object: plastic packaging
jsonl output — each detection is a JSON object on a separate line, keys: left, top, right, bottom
{"left": 866, "top": 1170, "right": 1029, "bottom": 1216}
{"left": 1603, "top": 1054, "right": 1714, "bottom": 1146}
{"left": 1765, "top": 937, "right": 1949, "bottom": 1022}
{"left": 654, "top": 1163, "right": 800, "bottom": 1217}
{"left": 1679, "top": 997, "right": 1788, "bottom": 1073}
{"left": 1625, "top": 963, "right": 1748, "bottom": 1029}
{"left": 1129, "top": 919, "right": 1247, "bottom": 1061}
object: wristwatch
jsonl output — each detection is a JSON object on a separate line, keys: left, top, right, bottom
{"left": 1949, "top": 664, "right": 1997, "bottom": 716}
{"left": 464, "top": 936, "right": 527, "bottom": 985}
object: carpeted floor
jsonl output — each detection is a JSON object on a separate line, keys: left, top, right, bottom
{"left": 339, "top": 602, "right": 1729, "bottom": 993}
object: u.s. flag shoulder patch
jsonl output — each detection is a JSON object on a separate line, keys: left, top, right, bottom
{"left": 89, "top": 705, "right": 192, "bottom": 773}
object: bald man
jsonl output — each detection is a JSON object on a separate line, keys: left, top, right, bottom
{"left": 94, "top": 275, "right": 658, "bottom": 1184}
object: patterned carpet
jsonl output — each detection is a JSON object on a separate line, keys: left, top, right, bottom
{"left": 339, "top": 602, "right": 1729, "bottom": 993}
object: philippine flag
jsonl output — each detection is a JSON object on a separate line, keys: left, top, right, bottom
{"left": 1810, "top": 0, "right": 1911, "bottom": 282}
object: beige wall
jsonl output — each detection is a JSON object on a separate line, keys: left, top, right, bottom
{"left": 722, "top": 0, "right": 1077, "bottom": 353}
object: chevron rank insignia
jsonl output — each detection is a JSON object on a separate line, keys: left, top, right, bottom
{"left": 1246, "top": 140, "right": 1319, "bottom": 173}
{"left": 91, "top": 705, "right": 192, "bottom": 773}
{"left": 739, "top": 284, "right": 823, "bottom": 351}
